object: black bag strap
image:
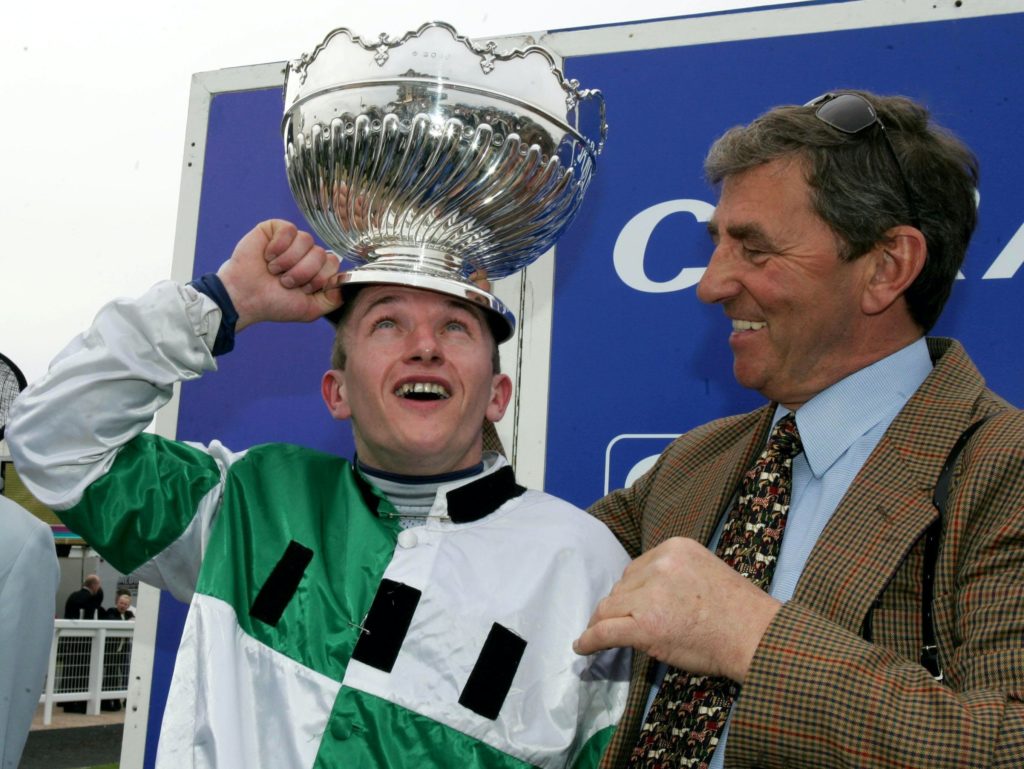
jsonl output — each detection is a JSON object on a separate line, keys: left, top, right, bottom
{"left": 860, "top": 415, "right": 991, "bottom": 681}
{"left": 920, "top": 415, "right": 992, "bottom": 680}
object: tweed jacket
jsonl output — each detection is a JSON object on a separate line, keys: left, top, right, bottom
{"left": 590, "top": 338, "right": 1024, "bottom": 769}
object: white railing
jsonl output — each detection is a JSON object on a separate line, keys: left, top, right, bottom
{"left": 39, "top": 619, "right": 135, "bottom": 725}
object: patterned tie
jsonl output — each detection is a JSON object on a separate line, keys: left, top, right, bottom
{"left": 628, "top": 413, "right": 802, "bottom": 768}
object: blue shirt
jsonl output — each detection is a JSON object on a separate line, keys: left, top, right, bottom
{"left": 647, "top": 338, "right": 934, "bottom": 768}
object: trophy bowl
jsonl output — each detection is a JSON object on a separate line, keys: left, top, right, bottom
{"left": 282, "top": 22, "right": 607, "bottom": 341}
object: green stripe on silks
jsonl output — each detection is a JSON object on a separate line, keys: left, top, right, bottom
{"left": 315, "top": 687, "right": 537, "bottom": 769}
{"left": 571, "top": 725, "right": 616, "bottom": 769}
{"left": 59, "top": 433, "right": 222, "bottom": 575}
{"left": 196, "top": 443, "right": 402, "bottom": 682}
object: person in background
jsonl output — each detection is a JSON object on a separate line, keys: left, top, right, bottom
{"left": 106, "top": 590, "right": 134, "bottom": 621}
{"left": 0, "top": 494, "right": 59, "bottom": 768}
{"left": 59, "top": 573, "right": 105, "bottom": 712}
{"left": 102, "top": 589, "right": 135, "bottom": 711}
{"left": 63, "top": 574, "right": 103, "bottom": 620}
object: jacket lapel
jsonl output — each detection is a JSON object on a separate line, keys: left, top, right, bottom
{"left": 655, "top": 407, "right": 775, "bottom": 549}
{"left": 791, "top": 338, "right": 988, "bottom": 632}
{"left": 793, "top": 436, "right": 935, "bottom": 631}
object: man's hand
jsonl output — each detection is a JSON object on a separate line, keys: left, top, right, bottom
{"left": 573, "top": 537, "right": 782, "bottom": 683}
{"left": 217, "top": 220, "right": 343, "bottom": 331}
{"left": 469, "top": 270, "right": 491, "bottom": 293}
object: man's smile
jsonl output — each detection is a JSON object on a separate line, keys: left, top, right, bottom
{"left": 731, "top": 319, "right": 767, "bottom": 332}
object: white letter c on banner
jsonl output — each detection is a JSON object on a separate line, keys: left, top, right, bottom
{"left": 613, "top": 199, "right": 716, "bottom": 293}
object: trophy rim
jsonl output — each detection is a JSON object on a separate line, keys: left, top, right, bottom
{"left": 324, "top": 269, "right": 516, "bottom": 344}
{"left": 281, "top": 78, "right": 591, "bottom": 158}
{"left": 289, "top": 21, "right": 574, "bottom": 98}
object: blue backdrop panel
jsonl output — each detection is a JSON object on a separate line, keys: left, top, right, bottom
{"left": 146, "top": 87, "right": 358, "bottom": 767}
{"left": 548, "top": 13, "right": 1024, "bottom": 508}
{"left": 177, "top": 87, "right": 355, "bottom": 455}
{"left": 155, "top": 10, "right": 1024, "bottom": 765}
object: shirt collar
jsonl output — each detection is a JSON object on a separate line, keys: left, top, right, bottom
{"left": 355, "top": 452, "right": 525, "bottom": 524}
{"left": 776, "top": 338, "right": 933, "bottom": 478}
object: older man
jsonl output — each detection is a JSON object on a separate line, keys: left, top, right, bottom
{"left": 576, "top": 91, "right": 1024, "bottom": 768}
{"left": 9, "top": 220, "right": 629, "bottom": 768}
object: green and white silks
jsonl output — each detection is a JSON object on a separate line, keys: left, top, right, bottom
{"left": 8, "top": 281, "right": 631, "bottom": 768}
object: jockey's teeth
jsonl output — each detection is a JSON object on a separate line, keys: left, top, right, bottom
{"left": 395, "top": 382, "right": 450, "bottom": 399}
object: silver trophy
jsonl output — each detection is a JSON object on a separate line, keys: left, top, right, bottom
{"left": 282, "top": 21, "right": 607, "bottom": 341}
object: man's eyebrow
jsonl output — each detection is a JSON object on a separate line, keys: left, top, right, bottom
{"left": 443, "top": 298, "right": 488, "bottom": 328}
{"left": 730, "top": 223, "right": 766, "bottom": 241}
{"left": 358, "top": 293, "right": 483, "bottom": 324}
{"left": 444, "top": 297, "right": 481, "bottom": 315}
{"left": 707, "top": 220, "right": 775, "bottom": 247}
{"left": 360, "top": 294, "right": 400, "bottom": 315}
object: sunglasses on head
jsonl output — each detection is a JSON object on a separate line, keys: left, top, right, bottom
{"left": 805, "top": 91, "right": 921, "bottom": 230}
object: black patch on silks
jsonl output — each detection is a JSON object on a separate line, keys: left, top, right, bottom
{"left": 446, "top": 465, "right": 526, "bottom": 523}
{"left": 458, "top": 623, "right": 528, "bottom": 720}
{"left": 350, "top": 579, "right": 423, "bottom": 673}
{"left": 249, "top": 540, "right": 314, "bottom": 627}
